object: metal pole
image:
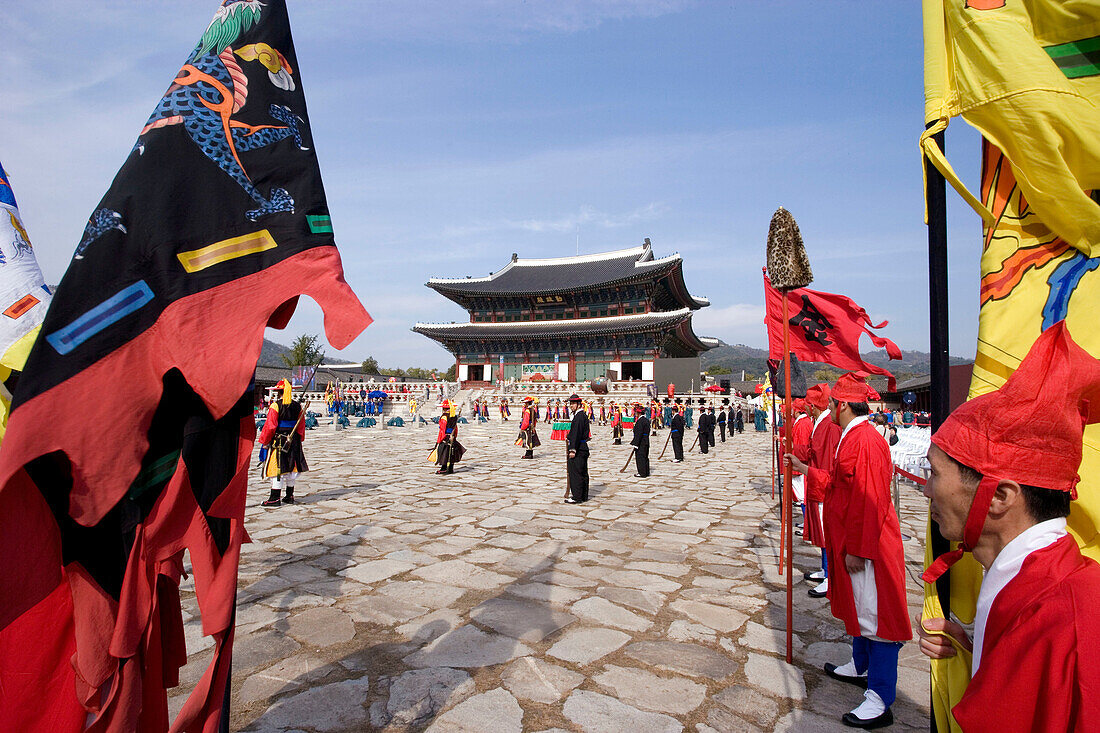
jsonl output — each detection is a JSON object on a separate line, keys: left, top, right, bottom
{"left": 925, "top": 127, "right": 952, "bottom": 612}
{"left": 925, "top": 125, "right": 951, "bottom": 733}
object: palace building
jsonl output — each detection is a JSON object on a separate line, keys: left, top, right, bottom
{"left": 413, "top": 240, "right": 718, "bottom": 391}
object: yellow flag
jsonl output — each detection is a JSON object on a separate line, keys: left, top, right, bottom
{"left": 922, "top": 2, "right": 1100, "bottom": 728}
{"left": 922, "top": 0, "right": 1100, "bottom": 254}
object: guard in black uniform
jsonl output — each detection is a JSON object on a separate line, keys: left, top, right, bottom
{"left": 669, "top": 400, "right": 685, "bottom": 462}
{"left": 631, "top": 403, "right": 651, "bottom": 477}
{"left": 706, "top": 406, "right": 718, "bottom": 448}
{"left": 565, "top": 393, "right": 590, "bottom": 503}
{"left": 717, "top": 401, "right": 728, "bottom": 442}
{"left": 697, "top": 400, "right": 710, "bottom": 454}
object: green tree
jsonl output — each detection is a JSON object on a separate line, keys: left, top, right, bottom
{"left": 380, "top": 367, "right": 406, "bottom": 377}
{"left": 706, "top": 365, "right": 732, "bottom": 375}
{"left": 282, "top": 334, "right": 325, "bottom": 368}
{"left": 445, "top": 364, "right": 457, "bottom": 381}
{"left": 361, "top": 356, "right": 379, "bottom": 374}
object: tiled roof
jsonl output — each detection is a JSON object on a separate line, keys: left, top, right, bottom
{"left": 426, "top": 242, "right": 703, "bottom": 304}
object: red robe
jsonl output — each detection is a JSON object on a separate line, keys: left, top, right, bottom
{"left": 954, "top": 534, "right": 1100, "bottom": 732}
{"left": 804, "top": 412, "right": 840, "bottom": 548}
{"left": 811, "top": 418, "right": 910, "bottom": 641}
{"left": 790, "top": 413, "right": 812, "bottom": 506}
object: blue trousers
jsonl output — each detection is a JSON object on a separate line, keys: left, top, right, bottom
{"left": 822, "top": 549, "right": 828, "bottom": 576}
{"left": 851, "top": 636, "right": 902, "bottom": 707}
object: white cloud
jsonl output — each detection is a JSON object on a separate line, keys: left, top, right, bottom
{"left": 442, "top": 201, "right": 668, "bottom": 237}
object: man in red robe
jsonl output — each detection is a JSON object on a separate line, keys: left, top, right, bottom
{"left": 918, "top": 322, "right": 1100, "bottom": 732}
{"left": 787, "top": 373, "right": 911, "bottom": 728}
{"left": 789, "top": 397, "right": 812, "bottom": 538}
{"left": 800, "top": 383, "right": 840, "bottom": 596}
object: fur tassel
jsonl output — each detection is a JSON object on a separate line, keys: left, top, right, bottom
{"left": 766, "top": 207, "right": 813, "bottom": 290}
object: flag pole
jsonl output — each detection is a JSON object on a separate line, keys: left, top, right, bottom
{"left": 925, "top": 125, "right": 951, "bottom": 733}
{"left": 782, "top": 307, "right": 794, "bottom": 664}
{"left": 773, "top": 393, "right": 783, "bottom": 571}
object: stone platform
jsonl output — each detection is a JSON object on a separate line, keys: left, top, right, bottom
{"left": 172, "top": 417, "right": 931, "bottom": 732}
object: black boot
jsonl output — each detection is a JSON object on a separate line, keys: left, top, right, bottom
{"left": 261, "top": 489, "right": 281, "bottom": 507}
{"left": 524, "top": 450, "right": 534, "bottom": 459}
{"left": 283, "top": 488, "right": 295, "bottom": 504}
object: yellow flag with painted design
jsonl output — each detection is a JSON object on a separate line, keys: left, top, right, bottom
{"left": 0, "top": 163, "right": 53, "bottom": 443}
{"left": 921, "top": 1, "right": 1100, "bottom": 730}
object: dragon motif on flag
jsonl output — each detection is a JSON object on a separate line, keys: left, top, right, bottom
{"left": 133, "top": 0, "right": 308, "bottom": 224}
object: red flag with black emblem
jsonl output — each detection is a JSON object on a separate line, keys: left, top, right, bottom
{"left": 0, "top": 1, "right": 369, "bottom": 731}
{"left": 763, "top": 272, "right": 900, "bottom": 392}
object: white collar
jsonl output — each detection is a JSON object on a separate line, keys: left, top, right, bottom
{"left": 972, "top": 518, "right": 1067, "bottom": 673}
{"left": 836, "top": 415, "right": 870, "bottom": 457}
{"left": 813, "top": 409, "right": 831, "bottom": 430}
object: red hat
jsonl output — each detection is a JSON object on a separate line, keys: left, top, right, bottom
{"left": 804, "top": 383, "right": 831, "bottom": 409}
{"left": 923, "top": 322, "right": 1100, "bottom": 583}
{"left": 522, "top": 396, "right": 534, "bottom": 403}
{"left": 831, "top": 372, "right": 873, "bottom": 402}
{"left": 792, "top": 398, "right": 806, "bottom": 413}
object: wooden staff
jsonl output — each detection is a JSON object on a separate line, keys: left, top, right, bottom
{"left": 620, "top": 447, "right": 637, "bottom": 473}
{"left": 688, "top": 433, "right": 699, "bottom": 452}
{"left": 657, "top": 430, "right": 672, "bottom": 460}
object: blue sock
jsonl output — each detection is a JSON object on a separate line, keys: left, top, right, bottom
{"left": 851, "top": 636, "right": 870, "bottom": 674}
{"left": 822, "top": 549, "right": 828, "bottom": 576}
{"left": 866, "top": 638, "right": 902, "bottom": 707}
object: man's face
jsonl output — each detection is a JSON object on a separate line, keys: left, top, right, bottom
{"left": 829, "top": 399, "right": 841, "bottom": 425}
{"left": 924, "top": 443, "right": 976, "bottom": 542}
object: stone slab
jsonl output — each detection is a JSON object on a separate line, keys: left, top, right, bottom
{"left": 547, "top": 627, "right": 631, "bottom": 665}
{"left": 562, "top": 690, "right": 682, "bottom": 733}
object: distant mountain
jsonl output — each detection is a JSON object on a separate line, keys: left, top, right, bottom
{"left": 700, "top": 341, "right": 969, "bottom": 384}
{"left": 258, "top": 338, "right": 294, "bottom": 367}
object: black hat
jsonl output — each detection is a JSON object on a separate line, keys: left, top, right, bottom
{"left": 674, "top": 398, "right": 682, "bottom": 404}
{"left": 663, "top": 397, "right": 671, "bottom": 403}
{"left": 567, "top": 393, "right": 582, "bottom": 402}
{"left": 698, "top": 398, "right": 706, "bottom": 404}
{"left": 722, "top": 398, "right": 729, "bottom": 405}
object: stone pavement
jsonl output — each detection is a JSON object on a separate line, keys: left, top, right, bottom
{"left": 171, "top": 417, "right": 932, "bottom": 732}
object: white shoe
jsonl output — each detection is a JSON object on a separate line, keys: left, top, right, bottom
{"left": 849, "top": 689, "right": 887, "bottom": 720}
{"left": 806, "top": 570, "right": 826, "bottom": 582}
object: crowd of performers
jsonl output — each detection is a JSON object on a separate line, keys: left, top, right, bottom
{"left": 777, "top": 325, "right": 1100, "bottom": 730}
{"left": 423, "top": 394, "right": 754, "bottom": 504}
{"left": 255, "top": 326, "right": 1100, "bottom": 730}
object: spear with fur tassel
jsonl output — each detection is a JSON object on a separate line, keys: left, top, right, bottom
{"left": 766, "top": 207, "right": 813, "bottom": 665}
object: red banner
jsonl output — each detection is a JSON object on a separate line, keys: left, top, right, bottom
{"left": 763, "top": 272, "right": 900, "bottom": 392}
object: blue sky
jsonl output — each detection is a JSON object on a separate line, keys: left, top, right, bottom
{"left": 2, "top": 1, "right": 983, "bottom": 370}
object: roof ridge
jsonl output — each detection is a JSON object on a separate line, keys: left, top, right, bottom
{"left": 510, "top": 245, "right": 648, "bottom": 267}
